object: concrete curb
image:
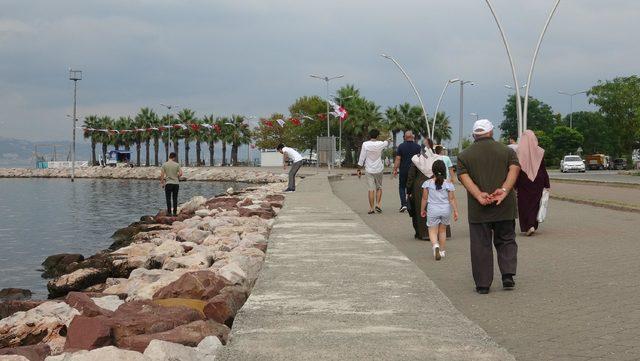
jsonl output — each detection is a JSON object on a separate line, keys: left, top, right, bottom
{"left": 551, "top": 194, "right": 640, "bottom": 214}
{"left": 550, "top": 177, "right": 640, "bottom": 189}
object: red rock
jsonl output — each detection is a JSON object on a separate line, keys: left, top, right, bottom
{"left": 64, "top": 292, "right": 114, "bottom": 317}
{"left": 0, "top": 300, "right": 45, "bottom": 319}
{"left": 153, "top": 271, "right": 231, "bottom": 301}
{"left": 117, "top": 320, "right": 230, "bottom": 352}
{"left": 0, "top": 343, "right": 51, "bottom": 361}
{"left": 0, "top": 288, "right": 32, "bottom": 301}
{"left": 265, "top": 194, "right": 285, "bottom": 202}
{"left": 109, "top": 300, "right": 204, "bottom": 346}
{"left": 206, "top": 197, "right": 240, "bottom": 211}
{"left": 237, "top": 198, "right": 253, "bottom": 207}
{"left": 253, "top": 242, "right": 268, "bottom": 253}
{"left": 64, "top": 315, "right": 112, "bottom": 351}
{"left": 203, "top": 285, "right": 249, "bottom": 327}
{"left": 238, "top": 207, "right": 275, "bottom": 219}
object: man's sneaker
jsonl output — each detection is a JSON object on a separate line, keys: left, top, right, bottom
{"left": 440, "top": 250, "right": 446, "bottom": 259}
{"left": 283, "top": 188, "right": 295, "bottom": 193}
{"left": 433, "top": 245, "right": 441, "bottom": 261}
{"left": 502, "top": 275, "right": 515, "bottom": 289}
{"left": 399, "top": 206, "right": 407, "bottom": 213}
{"left": 476, "top": 287, "right": 490, "bottom": 294}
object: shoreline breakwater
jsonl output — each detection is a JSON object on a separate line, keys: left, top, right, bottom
{"left": 0, "top": 168, "right": 287, "bottom": 361}
{"left": 0, "top": 166, "right": 285, "bottom": 184}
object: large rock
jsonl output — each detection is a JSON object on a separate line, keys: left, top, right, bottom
{"left": 47, "top": 268, "right": 110, "bottom": 299}
{"left": 44, "top": 346, "right": 146, "bottom": 361}
{"left": 109, "top": 223, "right": 172, "bottom": 250}
{"left": 153, "top": 271, "right": 231, "bottom": 301}
{"left": 196, "top": 335, "right": 222, "bottom": 358}
{"left": 178, "top": 196, "right": 207, "bottom": 215}
{"left": 215, "top": 262, "right": 247, "bottom": 285}
{"left": 237, "top": 206, "right": 275, "bottom": 219}
{"left": 118, "top": 320, "right": 229, "bottom": 352}
{"left": 0, "top": 344, "right": 51, "bottom": 361}
{"left": 103, "top": 268, "right": 188, "bottom": 301}
{"left": 108, "top": 301, "right": 205, "bottom": 352}
{"left": 203, "top": 285, "right": 249, "bottom": 327}
{"left": 161, "top": 253, "right": 212, "bottom": 271}
{"left": 152, "top": 299, "right": 207, "bottom": 317}
{"left": 64, "top": 293, "right": 113, "bottom": 317}
{"left": 1, "top": 300, "right": 46, "bottom": 320}
{"left": 205, "top": 197, "right": 240, "bottom": 211}
{"left": 0, "top": 301, "right": 80, "bottom": 353}
{"left": 175, "top": 228, "right": 210, "bottom": 244}
{"left": 0, "top": 289, "right": 32, "bottom": 302}
{"left": 91, "top": 296, "right": 123, "bottom": 312}
{"left": 41, "top": 254, "right": 84, "bottom": 278}
{"left": 63, "top": 315, "right": 112, "bottom": 351}
{"left": 142, "top": 340, "right": 203, "bottom": 361}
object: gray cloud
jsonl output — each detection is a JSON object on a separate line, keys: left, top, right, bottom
{"left": 0, "top": 0, "right": 638, "bottom": 147}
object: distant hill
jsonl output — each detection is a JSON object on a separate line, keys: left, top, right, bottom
{"left": 0, "top": 137, "right": 258, "bottom": 167}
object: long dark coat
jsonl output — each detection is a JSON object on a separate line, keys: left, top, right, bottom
{"left": 515, "top": 162, "right": 550, "bottom": 232}
{"left": 406, "top": 164, "right": 429, "bottom": 240}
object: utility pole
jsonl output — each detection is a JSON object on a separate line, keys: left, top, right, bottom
{"left": 69, "top": 69, "right": 82, "bottom": 182}
{"left": 458, "top": 80, "right": 474, "bottom": 154}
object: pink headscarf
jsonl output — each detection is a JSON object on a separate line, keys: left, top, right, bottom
{"left": 517, "top": 130, "right": 545, "bottom": 182}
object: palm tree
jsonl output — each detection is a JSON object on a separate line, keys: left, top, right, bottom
{"left": 203, "top": 115, "right": 218, "bottom": 166}
{"left": 177, "top": 109, "right": 196, "bottom": 166}
{"left": 97, "top": 116, "right": 114, "bottom": 163}
{"left": 431, "top": 112, "right": 453, "bottom": 145}
{"left": 135, "top": 107, "right": 158, "bottom": 167}
{"left": 216, "top": 117, "right": 232, "bottom": 166}
{"left": 227, "top": 115, "right": 252, "bottom": 166}
{"left": 82, "top": 115, "right": 100, "bottom": 165}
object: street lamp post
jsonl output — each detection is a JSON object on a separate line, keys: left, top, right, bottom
{"left": 381, "top": 53, "right": 431, "bottom": 138}
{"left": 69, "top": 69, "right": 82, "bottom": 182}
{"left": 332, "top": 94, "right": 354, "bottom": 168}
{"left": 432, "top": 78, "right": 459, "bottom": 142}
{"left": 458, "top": 80, "right": 474, "bottom": 154}
{"left": 160, "top": 104, "right": 179, "bottom": 162}
{"left": 558, "top": 90, "right": 588, "bottom": 128}
{"left": 470, "top": 112, "right": 480, "bottom": 121}
{"left": 310, "top": 74, "right": 344, "bottom": 172}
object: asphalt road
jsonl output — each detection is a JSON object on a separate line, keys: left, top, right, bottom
{"left": 548, "top": 170, "right": 640, "bottom": 184}
{"left": 331, "top": 175, "right": 640, "bottom": 361}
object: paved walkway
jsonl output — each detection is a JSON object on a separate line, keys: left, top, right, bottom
{"left": 332, "top": 174, "right": 640, "bottom": 361}
{"left": 217, "top": 174, "right": 514, "bottom": 360}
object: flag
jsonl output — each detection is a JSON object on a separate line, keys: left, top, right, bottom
{"left": 291, "top": 118, "right": 301, "bottom": 126}
{"left": 276, "top": 119, "right": 285, "bottom": 127}
{"left": 337, "top": 106, "right": 348, "bottom": 121}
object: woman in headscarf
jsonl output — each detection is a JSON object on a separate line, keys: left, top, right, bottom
{"left": 515, "top": 130, "right": 550, "bottom": 236}
{"left": 406, "top": 138, "right": 436, "bottom": 240}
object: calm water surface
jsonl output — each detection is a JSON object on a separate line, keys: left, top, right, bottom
{"left": 0, "top": 178, "right": 245, "bottom": 298}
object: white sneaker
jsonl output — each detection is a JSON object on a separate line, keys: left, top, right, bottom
{"left": 433, "top": 245, "right": 441, "bottom": 261}
{"left": 526, "top": 227, "right": 535, "bottom": 236}
{"left": 399, "top": 206, "right": 407, "bottom": 213}
{"left": 440, "top": 250, "right": 446, "bottom": 259}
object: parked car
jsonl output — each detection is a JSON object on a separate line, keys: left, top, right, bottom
{"left": 613, "top": 158, "right": 627, "bottom": 170}
{"left": 560, "top": 155, "right": 586, "bottom": 173}
{"left": 584, "top": 154, "right": 611, "bottom": 170}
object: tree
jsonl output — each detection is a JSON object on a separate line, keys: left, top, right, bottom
{"left": 82, "top": 115, "right": 100, "bottom": 165}
{"left": 288, "top": 95, "right": 326, "bottom": 154}
{"left": 431, "top": 112, "right": 453, "bottom": 145}
{"left": 135, "top": 107, "right": 158, "bottom": 167}
{"left": 567, "top": 111, "right": 613, "bottom": 155}
{"left": 226, "top": 115, "right": 252, "bottom": 166}
{"left": 500, "top": 94, "right": 558, "bottom": 137}
{"left": 177, "top": 109, "right": 196, "bottom": 166}
{"left": 97, "top": 116, "right": 114, "bottom": 162}
{"left": 217, "top": 117, "right": 232, "bottom": 165}
{"left": 385, "top": 103, "right": 424, "bottom": 148}
{"left": 588, "top": 76, "right": 640, "bottom": 158}
{"left": 254, "top": 113, "right": 291, "bottom": 150}
{"left": 551, "top": 126, "right": 584, "bottom": 159}
{"left": 533, "top": 130, "right": 554, "bottom": 165}
{"left": 160, "top": 114, "right": 173, "bottom": 163}
{"left": 202, "top": 115, "right": 218, "bottom": 166}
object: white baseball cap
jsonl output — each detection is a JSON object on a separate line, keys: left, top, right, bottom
{"left": 472, "top": 119, "right": 494, "bottom": 135}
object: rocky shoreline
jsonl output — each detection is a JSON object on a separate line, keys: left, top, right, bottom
{"left": 0, "top": 174, "right": 287, "bottom": 361}
{"left": 0, "top": 167, "right": 287, "bottom": 184}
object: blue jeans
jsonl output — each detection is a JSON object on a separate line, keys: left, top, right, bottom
{"left": 398, "top": 170, "right": 408, "bottom": 207}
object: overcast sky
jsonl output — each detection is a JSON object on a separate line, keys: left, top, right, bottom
{"left": 1, "top": 0, "right": 638, "bottom": 147}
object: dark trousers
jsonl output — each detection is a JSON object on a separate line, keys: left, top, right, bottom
{"left": 398, "top": 170, "right": 408, "bottom": 207}
{"left": 469, "top": 220, "right": 518, "bottom": 288}
{"left": 165, "top": 184, "right": 179, "bottom": 215}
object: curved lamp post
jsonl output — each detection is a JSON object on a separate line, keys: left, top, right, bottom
{"left": 523, "top": 0, "right": 562, "bottom": 131}
{"left": 558, "top": 90, "right": 587, "bottom": 128}
{"left": 432, "top": 78, "right": 460, "bottom": 141}
{"left": 310, "top": 74, "right": 344, "bottom": 172}
{"left": 380, "top": 53, "right": 431, "bottom": 138}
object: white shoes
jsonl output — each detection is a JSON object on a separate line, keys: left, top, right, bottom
{"left": 433, "top": 244, "right": 441, "bottom": 261}
{"left": 526, "top": 227, "right": 535, "bottom": 236}
{"left": 440, "top": 250, "right": 446, "bottom": 259}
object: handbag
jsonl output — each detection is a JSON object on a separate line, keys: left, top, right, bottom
{"left": 536, "top": 188, "right": 550, "bottom": 223}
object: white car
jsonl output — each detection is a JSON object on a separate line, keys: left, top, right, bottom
{"left": 560, "top": 155, "right": 586, "bottom": 173}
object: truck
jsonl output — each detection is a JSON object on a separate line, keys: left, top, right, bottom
{"left": 584, "top": 154, "right": 611, "bottom": 170}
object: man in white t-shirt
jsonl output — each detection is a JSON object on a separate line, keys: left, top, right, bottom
{"left": 277, "top": 143, "right": 304, "bottom": 192}
{"left": 357, "top": 129, "right": 390, "bottom": 214}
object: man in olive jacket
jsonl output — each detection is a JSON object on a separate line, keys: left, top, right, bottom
{"left": 457, "top": 119, "right": 521, "bottom": 294}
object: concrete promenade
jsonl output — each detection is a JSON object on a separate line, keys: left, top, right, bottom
{"left": 217, "top": 174, "right": 514, "bottom": 360}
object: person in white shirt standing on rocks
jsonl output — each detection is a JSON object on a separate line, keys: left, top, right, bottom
{"left": 277, "top": 143, "right": 304, "bottom": 192}
{"left": 357, "top": 129, "right": 391, "bottom": 214}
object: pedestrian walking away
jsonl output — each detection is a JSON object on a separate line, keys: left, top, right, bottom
{"left": 420, "top": 159, "right": 459, "bottom": 260}
{"left": 357, "top": 129, "right": 390, "bottom": 214}
{"left": 515, "top": 130, "right": 550, "bottom": 236}
{"left": 406, "top": 138, "right": 436, "bottom": 240}
{"left": 277, "top": 143, "right": 304, "bottom": 192}
{"left": 457, "top": 119, "right": 521, "bottom": 294}
{"left": 435, "top": 145, "right": 456, "bottom": 238}
{"left": 393, "top": 130, "right": 421, "bottom": 213}
{"left": 160, "top": 152, "right": 183, "bottom": 216}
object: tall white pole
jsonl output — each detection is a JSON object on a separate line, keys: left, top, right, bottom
{"left": 432, "top": 79, "right": 459, "bottom": 141}
{"left": 381, "top": 54, "right": 431, "bottom": 139}
{"left": 458, "top": 81, "right": 464, "bottom": 154}
{"left": 484, "top": 0, "right": 523, "bottom": 136}
{"left": 71, "top": 80, "right": 77, "bottom": 182}
{"left": 523, "top": 0, "right": 562, "bottom": 131}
